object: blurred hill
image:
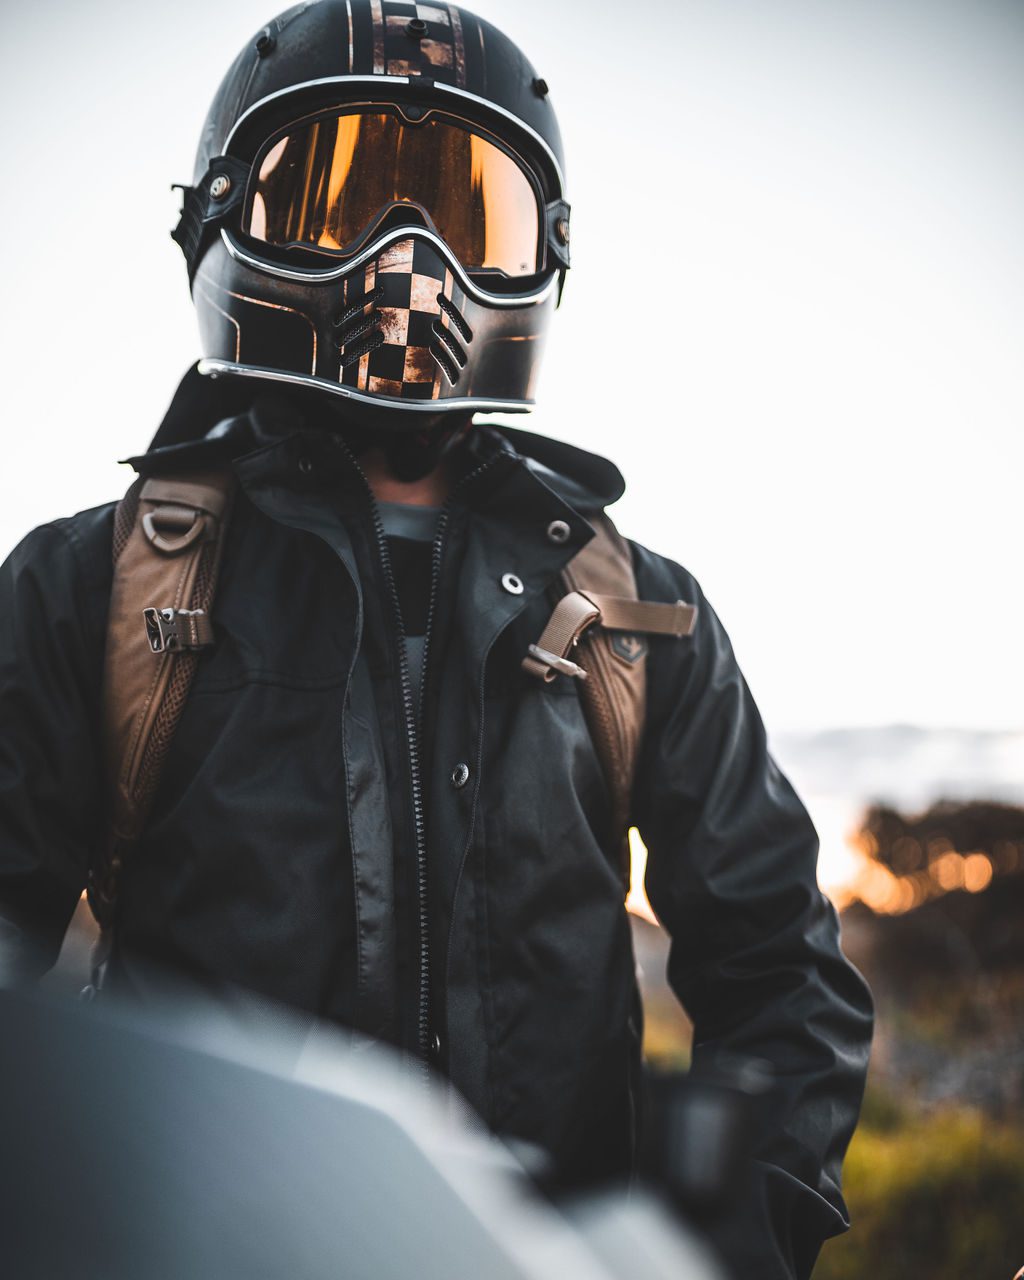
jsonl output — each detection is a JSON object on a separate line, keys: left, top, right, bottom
{"left": 772, "top": 725, "right": 1024, "bottom": 811}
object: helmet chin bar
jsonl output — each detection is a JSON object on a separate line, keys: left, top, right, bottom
{"left": 194, "top": 226, "right": 555, "bottom": 423}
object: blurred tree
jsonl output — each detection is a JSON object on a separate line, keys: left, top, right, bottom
{"left": 861, "top": 799, "right": 1024, "bottom": 881}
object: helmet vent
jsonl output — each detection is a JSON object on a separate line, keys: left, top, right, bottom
{"left": 333, "top": 285, "right": 385, "bottom": 367}
{"left": 430, "top": 292, "right": 473, "bottom": 387}
{"left": 436, "top": 293, "right": 473, "bottom": 343}
{"left": 340, "top": 330, "right": 385, "bottom": 369}
{"left": 335, "top": 310, "right": 381, "bottom": 347}
{"left": 431, "top": 320, "right": 468, "bottom": 369}
{"left": 429, "top": 337, "right": 461, "bottom": 387}
{"left": 333, "top": 285, "right": 384, "bottom": 335}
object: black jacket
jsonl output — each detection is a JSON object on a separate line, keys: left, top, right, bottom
{"left": 0, "top": 370, "right": 872, "bottom": 1278}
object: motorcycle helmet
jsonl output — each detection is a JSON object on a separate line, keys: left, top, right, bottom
{"left": 173, "top": 0, "right": 570, "bottom": 427}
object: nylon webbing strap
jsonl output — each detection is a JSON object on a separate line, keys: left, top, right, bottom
{"left": 588, "top": 593, "right": 697, "bottom": 637}
{"left": 91, "top": 470, "right": 235, "bottom": 934}
{"left": 523, "top": 591, "right": 600, "bottom": 682}
{"left": 522, "top": 590, "right": 696, "bottom": 682}
{"left": 141, "top": 475, "right": 233, "bottom": 517}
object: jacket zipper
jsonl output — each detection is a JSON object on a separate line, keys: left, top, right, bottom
{"left": 367, "top": 498, "right": 432, "bottom": 1069}
{"left": 366, "top": 449, "right": 506, "bottom": 1072}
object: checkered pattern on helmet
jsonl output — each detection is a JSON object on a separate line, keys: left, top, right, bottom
{"left": 370, "top": 0, "right": 467, "bottom": 87}
{"left": 339, "top": 238, "right": 470, "bottom": 400}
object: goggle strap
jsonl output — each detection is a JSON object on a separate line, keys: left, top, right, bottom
{"left": 171, "top": 155, "right": 251, "bottom": 284}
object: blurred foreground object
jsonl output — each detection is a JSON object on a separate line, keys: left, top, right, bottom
{"left": 639, "top": 1057, "right": 774, "bottom": 1215}
{"left": 0, "top": 989, "right": 726, "bottom": 1280}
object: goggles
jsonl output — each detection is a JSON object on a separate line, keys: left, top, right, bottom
{"left": 240, "top": 106, "right": 556, "bottom": 280}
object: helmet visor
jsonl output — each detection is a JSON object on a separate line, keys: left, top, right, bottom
{"left": 243, "top": 108, "right": 544, "bottom": 279}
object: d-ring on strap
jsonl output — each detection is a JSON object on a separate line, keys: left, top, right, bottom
{"left": 139, "top": 474, "right": 233, "bottom": 556}
{"left": 522, "top": 590, "right": 697, "bottom": 682}
{"left": 142, "top": 507, "right": 208, "bottom": 554}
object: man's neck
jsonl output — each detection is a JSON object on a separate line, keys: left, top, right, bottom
{"left": 359, "top": 446, "right": 453, "bottom": 507}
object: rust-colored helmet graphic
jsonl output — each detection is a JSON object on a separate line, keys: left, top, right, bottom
{"left": 173, "top": 0, "right": 570, "bottom": 422}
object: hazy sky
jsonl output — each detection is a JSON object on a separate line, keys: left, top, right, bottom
{"left": 3, "top": 0, "right": 1022, "bottom": 734}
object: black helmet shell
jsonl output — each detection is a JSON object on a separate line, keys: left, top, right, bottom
{"left": 195, "top": 1, "right": 564, "bottom": 194}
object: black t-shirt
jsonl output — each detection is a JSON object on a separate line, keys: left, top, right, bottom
{"left": 376, "top": 501, "right": 440, "bottom": 707}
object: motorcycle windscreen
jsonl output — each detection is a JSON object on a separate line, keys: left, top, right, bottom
{"left": 243, "top": 110, "right": 543, "bottom": 278}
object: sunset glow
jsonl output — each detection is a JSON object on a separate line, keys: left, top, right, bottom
{"left": 625, "top": 828, "right": 659, "bottom": 925}
{"left": 625, "top": 805, "right": 1015, "bottom": 926}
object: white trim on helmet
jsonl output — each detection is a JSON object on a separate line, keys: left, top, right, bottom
{"left": 220, "top": 225, "right": 560, "bottom": 308}
{"left": 223, "top": 75, "right": 566, "bottom": 194}
{"left": 197, "top": 357, "right": 534, "bottom": 414}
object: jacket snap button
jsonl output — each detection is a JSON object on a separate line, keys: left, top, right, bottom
{"left": 546, "top": 519, "right": 571, "bottom": 544}
{"left": 451, "top": 762, "right": 470, "bottom": 789}
{"left": 501, "top": 573, "right": 524, "bottom": 595}
{"left": 298, "top": 456, "right": 313, "bottom": 475}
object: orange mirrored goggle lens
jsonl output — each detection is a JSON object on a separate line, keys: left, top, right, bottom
{"left": 244, "top": 110, "right": 543, "bottom": 278}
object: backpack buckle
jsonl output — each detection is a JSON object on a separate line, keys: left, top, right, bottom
{"left": 143, "top": 606, "right": 213, "bottom": 653}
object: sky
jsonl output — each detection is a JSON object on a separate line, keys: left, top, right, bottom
{"left": 2, "top": 0, "right": 1023, "bottom": 736}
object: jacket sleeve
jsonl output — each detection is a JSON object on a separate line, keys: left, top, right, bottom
{"left": 630, "top": 546, "right": 873, "bottom": 1280}
{"left": 0, "top": 511, "right": 112, "bottom": 985}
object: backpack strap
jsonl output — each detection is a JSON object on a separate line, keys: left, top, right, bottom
{"left": 87, "top": 470, "right": 235, "bottom": 949}
{"left": 522, "top": 514, "right": 697, "bottom": 884}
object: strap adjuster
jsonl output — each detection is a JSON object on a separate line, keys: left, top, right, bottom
{"left": 143, "top": 607, "right": 213, "bottom": 653}
{"left": 526, "top": 644, "right": 589, "bottom": 680}
{"left": 523, "top": 590, "right": 698, "bottom": 683}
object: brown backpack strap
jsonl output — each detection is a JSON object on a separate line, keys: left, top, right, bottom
{"left": 522, "top": 514, "right": 696, "bottom": 884}
{"left": 87, "top": 470, "right": 235, "bottom": 938}
{"left": 523, "top": 591, "right": 696, "bottom": 681}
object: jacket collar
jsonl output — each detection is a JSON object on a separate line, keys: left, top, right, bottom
{"left": 126, "top": 365, "right": 625, "bottom": 518}
{"left": 478, "top": 423, "right": 624, "bottom": 514}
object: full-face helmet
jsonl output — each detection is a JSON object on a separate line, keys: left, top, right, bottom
{"left": 174, "top": 1, "right": 570, "bottom": 425}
